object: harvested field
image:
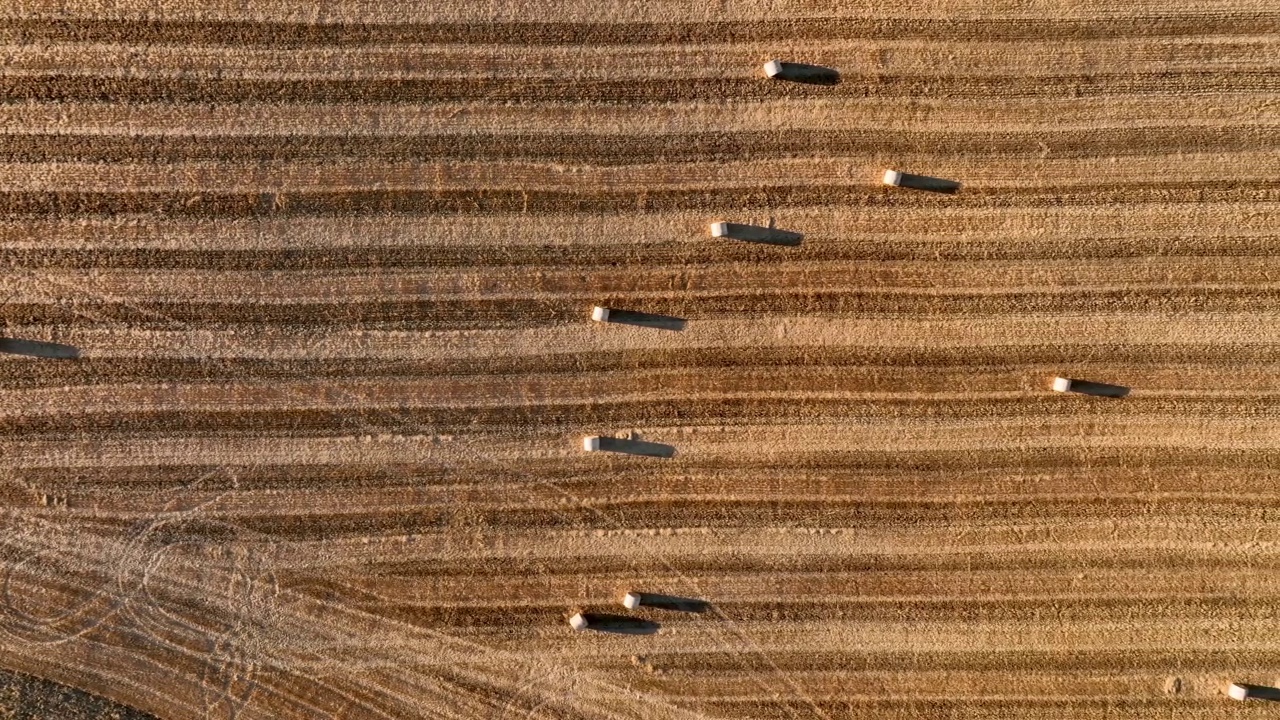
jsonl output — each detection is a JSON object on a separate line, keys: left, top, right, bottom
{"left": 0, "top": 1, "right": 1278, "bottom": 718}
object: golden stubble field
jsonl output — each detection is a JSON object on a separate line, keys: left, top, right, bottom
{"left": 0, "top": 0, "right": 1278, "bottom": 718}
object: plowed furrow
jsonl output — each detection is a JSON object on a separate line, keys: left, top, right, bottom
{"left": 290, "top": 596, "right": 1280, "bottom": 631}
{"left": 4, "top": 15, "right": 1277, "bottom": 46}
{"left": 0, "top": 393, "right": 1274, "bottom": 438}
{"left": 2, "top": 288, "right": 1278, "bottom": 328}
{"left": 1, "top": 185, "right": 1279, "bottom": 218}
{"left": 693, "top": 698, "right": 1227, "bottom": 720}
{"left": 11, "top": 445, "right": 1278, "bottom": 495}
{"left": 8, "top": 155, "right": 1271, "bottom": 193}
{"left": 4, "top": 234, "right": 1278, "bottom": 270}
{"left": 204, "top": 497, "right": 1280, "bottom": 539}
{"left": 287, "top": 545, "right": 1280, "bottom": 582}
{"left": 638, "top": 649, "right": 1280, "bottom": 674}
{"left": 8, "top": 97, "right": 1274, "bottom": 137}
{"left": 4, "top": 203, "right": 1271, "bottom": 253}
{"left": 17, "top": 315, "right": 1276, "bottom": 360}
{"left": 0, "top": 418, "right": 1273, "bottom": 468}
{"left": 13, "top": 258, "right": 1278, "bottom": 302}
{"left": 2, "top": 347, "right": 1276, "bottom": 390}
{"left": 8, "top": 39, "right": 1276, "bottom": 81}
{"left": 7, "top": 364, "right": 1279, "bottom": 416}
{"left": 4, "top": 126, "right": 1277, "bottom": 164}
{"left": 6, "top": 72, "right": 1280, "bottom": 104}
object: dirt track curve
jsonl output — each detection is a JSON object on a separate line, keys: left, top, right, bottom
{"left": 0, "top": 1, "right": 1278, "bottom": 718}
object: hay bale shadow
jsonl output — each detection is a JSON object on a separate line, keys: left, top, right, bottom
{"left": 629, "top": 592, "right": 710, "bottom": 613}
{"left": 590, "top": 436, "right": 676, "bottom": 459}
{"left": 767, "top": 61, "right": 841, "bottom": 86}
{"left": 1231, "top": 683, "right": 1280, "bottom": 702}
{"left": 884, "top": 170, "right": 962, "bottom": 194}
{"left": 1054, "top": 378, "right": 1130, "bottom": 398}
{"left": 578, "top": 613, "right": 660, "bottom": 635}
{"left": 595, "top": 308, "right": 687, "bottom": 332}
{"left": 0, "top": 338, "right": 80, "bottom": 359}
{"left": 710, "top": 222, "right": 803, "bottom": 247}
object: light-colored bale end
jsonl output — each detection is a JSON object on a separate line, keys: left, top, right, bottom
{"left": 569, "top": 613, "right": 588, "bottom": 631}
{"left": 1229, "top": 684, "right": 1251, "bottom": 701}
{"left": 591, "top": 306, "right": 610, "bottom": 322}
{"left": 1052, "top": 377, "right": 1072, "bottom": 393}
{"left": 882, "top": 169, "right": 903, "bottom": 186}
{"left": 622, "top": 592, "right": 641, "bottom": 610}
{"left": 583, "top": 436, "right": 601, "bottom": 452}
{"left": 709, "top": 221, "right": 729, "bottom": 237}
{"left": 763, "top": 60, "right": 783, "bottom": 78}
